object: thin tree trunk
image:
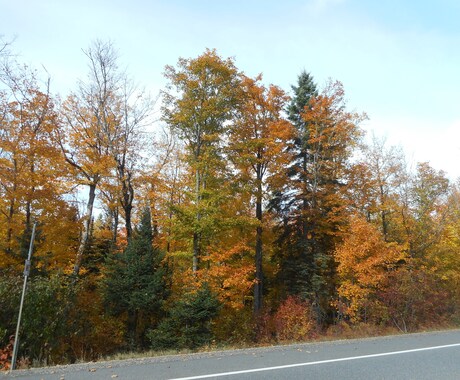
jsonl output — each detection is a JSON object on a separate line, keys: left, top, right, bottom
{"left": 193, "top": 232, "right": 201, "bottom": 272}
{"left": 166, "top": 200, "right": 173, "bottom": 253}
{"left": 25, "top": 161, "right": 35, "bottom": 228}
{"left": 123, "top": 176, "right": 134, "bottom": 241}
{"left": 254, "top": 175, "right": 263, "bottom": 314}
{"left": 73, "top": 183, "right": 96, "bottom": 276}
{"left": 127, "top": 309, "right": 138, "bottom": 349}
{"left": 193, "top": 168, "right": 201, "bottom": 273}
{"left": 110, "top": 205, "right": 119, "bottom": 245}
{"left": 301, "top": 151, "right": 309, "bottom": 251}
{"left": 119, "top": 166, "right": 135, "bottom": 241}
{"left": 379, "top": 183, "right": 388, "bottom": 241}
{"left": 25, "top": 201, "right": 31, "bottom": 228}
{"left": 6, "top": 198, "right": 15, "bottom": 254}
{"left": 6, "top": 159, "right": 18, "bottom": 253}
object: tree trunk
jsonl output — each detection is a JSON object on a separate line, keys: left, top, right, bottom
{"left": 6, "top": 198, "right": 15, "bottom": 254}
{"left": 379, "top": 183, "right": 388, "bottom": 241}
{"left": 125, "top": 202, "right": 133, "bottom": 241}
{"left": 111, "top": 206, "right": 119, "bottom": 245}
{"left": 254, "top": 175, "right": 263, "bottom": 314}
{"left": 120, "top": 169, "right": 134, "bottom": 241}
{"left": 73, "top": 183, "right": 96, "bottom": 276}
{"left": 5, "top": 159, "right": 18, "bottom": 253}
{"left": 193, "top": 168, "right": 201, "bottom": 273}
{"left": 301, "top": 150, "right": 309, "bottom": 252}
{"left": 127, "top": 309, "right": 138, "bottom": 350}
{"left": 193, "top": 232, "right": 201, "bottom": 272}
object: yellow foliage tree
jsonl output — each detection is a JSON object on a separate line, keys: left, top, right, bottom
{"left": 163, "top": 49, "right": 241, "bottom": 273}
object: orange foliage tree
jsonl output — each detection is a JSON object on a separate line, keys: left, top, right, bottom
{"left": 0, "top": 62, "right": 77, "bottom": 272}
{"left": 335, "top": 215, "right": 406, "bottom": 323}
{"left": 229, "top": 74, "right": 295, "bottom": 313}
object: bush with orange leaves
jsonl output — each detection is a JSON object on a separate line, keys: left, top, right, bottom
{"left": 274, "top": 296, "right": 317, "bottom": 342}
{"left": 0, "top": 335, "right": 13, "bottom": 371}
{"left": 258, "top": 296, "right": 317, "bottom": 343}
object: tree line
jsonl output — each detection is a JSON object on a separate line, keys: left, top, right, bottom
{"left": 1, "top": 39, "right": 460, "bottom": 367}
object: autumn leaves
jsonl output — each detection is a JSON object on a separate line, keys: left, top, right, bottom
{"left": 2, "top": 42, "right": 460, "bottom": 364}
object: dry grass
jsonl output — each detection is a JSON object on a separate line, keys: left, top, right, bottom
{"left": 10, "top": 322, "right": 460, "bottom": 370}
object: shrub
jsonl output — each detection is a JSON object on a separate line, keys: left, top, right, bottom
{"left": 273, "top": 296, "right": 317, "bottom": 342}
{"left": 257, "top": 296, "right": 317, "bottom": 343}
{"left": 0, "top": 272, "right": 75, "bottom": 367}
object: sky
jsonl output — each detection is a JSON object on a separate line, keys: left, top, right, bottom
{"left": 2, "top": 0, "right": 460, "bottom": 178}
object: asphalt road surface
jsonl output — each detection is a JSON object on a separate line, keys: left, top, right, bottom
{"left": 3, "top": 329, "right": 460, "bottom": 379}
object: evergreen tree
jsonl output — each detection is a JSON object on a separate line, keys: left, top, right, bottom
{"left": 83, "top": 215, "right": 113, "bottom": 276}
{"left": 103, "top": 207, "right": 169, "bottom": 349}
{"left": 147, "top": 284, "right": 220, "bottom": 350}
{"left": 272, "top": 71, "right": 318, "bottom": 298}
{"left": 287, "top": 70, "right": 318, "bottom": 131}
{"left": 273, "top": 78, "right": 364, "bottom": 325}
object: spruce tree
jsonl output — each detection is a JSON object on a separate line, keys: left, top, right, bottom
{"left": 287, "top": 70, "right": 318, "bottom": 131}
{"left": 103, "top": 207, "right": 168, "bottom": 349}
{"left": 274, "top": 78, "right": 364, "bottom": 325}
{"left": 272, "top": 71, "right": 318, "bottom": 299}
{"left": 147, "top": 284, "right": 220, "bottom": 350}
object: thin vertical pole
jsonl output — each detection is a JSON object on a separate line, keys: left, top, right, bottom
{"left": 11, "top": 221, "right": 36, "bottom": 371}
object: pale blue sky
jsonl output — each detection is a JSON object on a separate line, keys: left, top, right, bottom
{"left": 2, "top": 0, "right": 460, "bottom": 177}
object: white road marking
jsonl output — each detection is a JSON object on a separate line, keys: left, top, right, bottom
{"left": 168, "top": 342, "right": 460, "bottom": 380}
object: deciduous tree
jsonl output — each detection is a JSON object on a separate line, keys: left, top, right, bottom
{"left": 162, "top": 49, "right": 240, "bottom": 272}
{"left": 60, "top": 40, "right": 121, "bottom": 276}
{"left": 0, "top": 61, "right": 75, "bottom": 271}
{"left": 229, "top": 74, "right": 294, "bottom": 313}
{"left": 335, "top": 215, "right": 406, "bottom": 323}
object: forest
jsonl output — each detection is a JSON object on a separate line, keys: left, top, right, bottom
{"left": 1, "top": 39, "right": 460, "bottom": 369}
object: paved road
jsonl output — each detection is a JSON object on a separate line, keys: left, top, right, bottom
{"left": 3, "top": 329, "right": 460, "bottom": 379}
